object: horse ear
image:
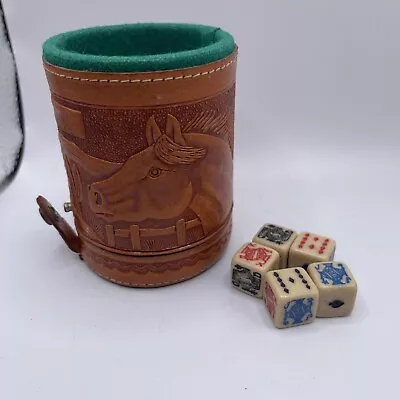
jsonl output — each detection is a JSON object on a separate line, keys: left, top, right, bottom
{"left": 146, "top": 116, "right": 162, "bottom": 145}
{"left": 166, "top": 114, "right": 186, "bottom": 146}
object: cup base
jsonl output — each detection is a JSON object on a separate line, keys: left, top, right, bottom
{"left": 81, "top": 215, "right": 232, "bottom": 287}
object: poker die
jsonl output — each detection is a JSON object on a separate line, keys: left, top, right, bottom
{"left": 288, "top": 231, "right": 336, "bottom": 269}
{"left": 307, "top": 262, "right": 357, "bottom": 318}
{"left": 264, "top": 267, "right": 319, "bottom": 328}
{"left": 231, "top": 242, "right": 280, "bottom": 298}
{"left": 253, "top": 223, "right": 297, "bottom": 269}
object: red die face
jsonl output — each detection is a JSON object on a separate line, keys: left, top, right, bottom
{"left": 265, "top": 283, "right": 276, "bottom": 318}
{"left": 239, "top": 243, "right": 272, "bottom": 267}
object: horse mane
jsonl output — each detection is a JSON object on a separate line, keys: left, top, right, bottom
{"left": 154, "top": 134, "right": 207, "bottom": 165}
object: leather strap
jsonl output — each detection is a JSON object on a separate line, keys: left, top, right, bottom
{"left": 37, "top": 195, "right": 82, "bottom": 253}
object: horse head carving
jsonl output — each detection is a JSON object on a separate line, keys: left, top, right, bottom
{"left": 88, "top": 115, "right": 207, "bottom": 223}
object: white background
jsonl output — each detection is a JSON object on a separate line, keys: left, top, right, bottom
{"left": 1, "top": 1, "right": 399, "bottom": 398}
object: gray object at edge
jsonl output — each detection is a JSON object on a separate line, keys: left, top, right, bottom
{"left": 0, "top": 1, "right": 24, "bottom": 193}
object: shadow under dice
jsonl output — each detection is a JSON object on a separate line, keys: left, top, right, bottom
{"left": 253, "top": 223, "right": 297, "bottom": 269}
{"left": 308, "top": 262, "right": 357, "bottom": 317}
{"left": 264, "top": 267, "right": 319, "bottom": 328}
{"left": 288, "top": 232, "right": 336, "bottom": 269}
{"left": 231, "top": 242, "right": 280, "bottom": 298}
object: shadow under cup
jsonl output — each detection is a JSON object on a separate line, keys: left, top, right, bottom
{"left": 39, "top": 23, "right": 238, "bottom": 287}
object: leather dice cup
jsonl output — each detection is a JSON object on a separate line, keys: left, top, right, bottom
{"left": 37, "top": 23, "right": 238, "bottom": 287}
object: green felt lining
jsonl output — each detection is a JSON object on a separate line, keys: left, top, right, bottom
{"left": 43, "top": 23, "right": 235, "bottom": 73}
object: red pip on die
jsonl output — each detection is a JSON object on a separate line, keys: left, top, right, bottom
{"left": 288, "top": 232, "right": 336, "bottom": 269}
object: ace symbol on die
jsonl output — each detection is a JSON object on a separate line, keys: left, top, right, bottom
{"left": 307, "top": 262, "right": 357, "bottom": 318}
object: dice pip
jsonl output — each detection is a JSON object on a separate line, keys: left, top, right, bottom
{"left": 288, "top": 231, "right": 336, "bottom": 269}
{"left": 253, "top": 223, "right": 297, "bottom": 269}
{"left": 231, "top": 242, "right": 280, "bottom": 298}
{"left": 264, "top": 267, "right": 319, "bottom": 328}
{"left": 307, "top": 262, "right": 357, "bottom": 317}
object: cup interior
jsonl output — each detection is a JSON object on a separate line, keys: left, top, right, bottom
{"left": 43, "top": 23, "right": 235, "bottom": 73}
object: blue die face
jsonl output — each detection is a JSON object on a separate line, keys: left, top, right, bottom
{"left": 283, "top": 298, "right": 314, "bottom": 326}
{"left": 315, "top": 262, "right": 352, "bottom": 286}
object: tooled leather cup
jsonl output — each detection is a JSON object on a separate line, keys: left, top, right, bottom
{"left": 38, "top": 23, "right": 238, "bottom": 287}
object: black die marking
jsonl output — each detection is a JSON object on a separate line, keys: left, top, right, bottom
{"left": 257, "top": 224, "right": 294, "bottom": 245}
{"left": 294, "top": 269, "right": 311, "bottom": 289}
{"left": 289, "top": 277, "right": 295, "bottom": 283}
{"left": 329, "top": 300, "right": 345, "bottom": 308}
{"left": 273, "top": 272, "right": 289, "bottom": 294}
{"left": 232, "top": 265, "right": 261, "bottom": 295}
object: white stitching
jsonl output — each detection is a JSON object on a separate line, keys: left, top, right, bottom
{"left": 45, "top": 59, "right": 235, "bottom": 84}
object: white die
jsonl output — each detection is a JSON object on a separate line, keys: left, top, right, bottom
{"left": 231, "top": 242, "right": 280, "bottom": 298}
{"left": 308, "top": 262, "right": 357, "bottom": 318}
{"left": 253, "top": 223, "right": 297, "bottom": 269}
{"left": 264, "top": 267, "right": 319, "bottom": 328}
{"left": 288, "top": 231, "right": 336, "bottom": 269}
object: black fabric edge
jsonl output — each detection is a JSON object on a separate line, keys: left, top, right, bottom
{"left": 0, "top": 0, "right": 25, "bottom": 193}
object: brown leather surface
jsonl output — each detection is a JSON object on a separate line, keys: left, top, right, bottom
{"left": 44, "top": 49, "right": 237, "bottom": 107}
{"left": 82, "top": 216, "right": 232, "bottom": 287}
{"left": 51, "top": 99, "right": 86, "bottom": 139}
{"left": 42, "top": 50, "right": 237, "bottom": 287}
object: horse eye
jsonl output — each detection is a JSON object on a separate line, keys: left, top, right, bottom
{"left": 148, "top": 167, "right": 162, "bottom": 178}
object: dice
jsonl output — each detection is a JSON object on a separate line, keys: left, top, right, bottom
{"left": 288, "top": 231, "right": 336, "bottom": 269}
{"left": 253, "top": 223, "right": 297, "bottom": 269}
{"left": 264, "top": 267, "right": 319, "bottom": 328}
{"left": 231, "top": 242, "right": 280, "bottom": 298}
{"left": 307, "top": 262, "right": 357, "bottom": 317}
